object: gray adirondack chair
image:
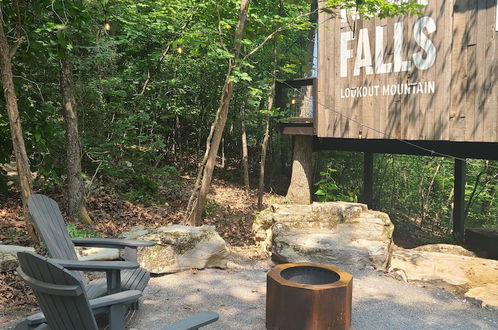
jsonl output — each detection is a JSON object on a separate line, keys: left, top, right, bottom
{"left": 15, "top": 251, "right": 220, "bottom": 330}
{"left": 27, "top": 194, "right": 154, "bottom": 299}
{"left": 15, "top": 251, "right": 142, "bottom": 330}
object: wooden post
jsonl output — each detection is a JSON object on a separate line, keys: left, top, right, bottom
{"left": 453, "top": 158, "right": 466, "bottom": 242}
{"left": 361, "top": 152, "right": 374, "bottom": 208}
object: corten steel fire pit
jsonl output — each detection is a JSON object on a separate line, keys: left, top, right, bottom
{"left": 266, "top": 263, "right": 352, "bottom": 330}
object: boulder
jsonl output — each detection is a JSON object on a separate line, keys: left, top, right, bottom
{"left": 465, "top": 284, "right": 498, "bottom": 308}
{"left": 412, "top": 244, "right": 476, "bottom": 257}
{"left": 252, "top": 208, "right": 274, "bottom": 252}
{"left": 75, "top": 247, "right": 120, "bottom": 261}
{"left": 253, "top": 202, "right": 368, "bottom": 252}
{"left": 0, "top": 244, "right": 35, "bottom": 271}
{"left": 390, "top": 246, "right": 498, "bottom": 308}
{"left": 256, "top": 202, "right": 394, "bottom": 270}
{"left": 120, "top": 225, "right": 230, "bottom": 274}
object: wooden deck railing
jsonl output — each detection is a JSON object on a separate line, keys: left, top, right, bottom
{"left": 275, "top": 77, "right": 317, "bottom": 135}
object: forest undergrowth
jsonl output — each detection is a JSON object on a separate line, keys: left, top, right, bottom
{"left": 0, "top": 172, "right": 454, "bottom": 321}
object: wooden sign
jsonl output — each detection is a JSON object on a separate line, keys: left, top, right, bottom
{"left": 317, "top": 0, "right": 498, "bottom": 142}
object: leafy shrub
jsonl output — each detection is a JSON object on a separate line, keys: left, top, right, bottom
{"left": 66, "top": 224, "right": 101, "bottom": 238}
{"left": 96, "top": 160, "right": 184, "bottom": 205}
{"left": 202, "top": 199, "right": 219, "bottom": 217}
{"left": 315, "top": 165, "right": 358, "bottom": 203}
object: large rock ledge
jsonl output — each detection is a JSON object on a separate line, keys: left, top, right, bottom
{"left": 253, "top": 202, "right": 394, "bottom": 271}
{"left": 0, "top": 244, "right": 35, "bottom": 271}
{"left": 120, "top": 225, "right": 230, "bottom": 274}
{"left": 390, "top": 245, "right": 498, "bottom": 308}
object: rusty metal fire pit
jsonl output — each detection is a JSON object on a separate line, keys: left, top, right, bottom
{"left": 266, "top": 262, "right": 352, "bottom": 330}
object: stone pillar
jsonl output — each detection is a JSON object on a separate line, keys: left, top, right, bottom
{"left": 286, "top": 135, "right": 313, "bottom": 204}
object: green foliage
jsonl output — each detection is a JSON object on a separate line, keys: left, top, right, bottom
{"left": 66, "top": 224, "right": 101, "bottom": 238}
{"left": 326, "top": 0, "right": 423, "bottom": 18}
{"left": 2, "top": 0, "right": 495, "bottom": 241}
{"left": 7, "top": 228, "right": 29, "bottom": 240}
{"left": 314, "top": 157, "right": 359, "bottom": 203}
{"left": 315, "top": 167, "right": 339, "bottom": 202}
{"left": 100, "top": 163, "right": 183, "bottom": 205}
{"left": 315, "top": 152, "right": 498, "bottom": 238}
{"left": 202, "top": 199, "right": 219, "bottom": 217}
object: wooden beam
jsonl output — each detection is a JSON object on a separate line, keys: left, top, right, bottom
{"left": 279, "top": 77, "right": 316, "bottom": 88}
{"left": 285, "top": 117, "right": 314, "bottom": 123}
{"left": 281, "top": 126, "right": 314, "bottom": 136}
{"left": 314, "top": 138, "right": 498, "bottom": 160}
{"left": 361, "top": 152, "right": 374, "bottom": 208}
{"left": 453, "top": 159, "right": 466, "bottom": 242}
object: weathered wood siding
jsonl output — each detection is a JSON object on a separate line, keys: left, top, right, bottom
{"left": 317, "top": 0, "right": 498, "bottom": 142}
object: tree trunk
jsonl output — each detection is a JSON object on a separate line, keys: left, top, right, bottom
{"left": 221, "top": 138, "right": 225, "bottom": 168}
{"left": 184, "top": 0, "right": 251, "bottom": 226}
{"left": 240, "top": 103, "right": 250, "bottom": 195}
{"left": 257, "top": 114, "right": 271, "bottom": 209}
{"left": 286, "top": 135, "right": 313, "bottom": 204}
{"left": 257, "top": 31, "right": 279, "bottom": 209}
{"left": 59, "top": 54, "right": 91, "bottom": 224}
{"left": 285, "top": 2, "right": 316, "bottom": 204}
{"left": 0, "top": 10, "right": 37, "bottom": 243}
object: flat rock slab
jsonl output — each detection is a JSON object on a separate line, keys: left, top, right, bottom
{"left": 0, "top": 244, "right": 35, "bottom": 271}
{"left": 390, "top": 246, "right": 498, "bottom": 308}
{"left": 120, "top": 225, "right": 230, "bottom": 274}
{"left": 412, "top": 243, "right": 476, "bottom": 257}
{"left": 75, "top": 247, "right": 120, "bottom": 261}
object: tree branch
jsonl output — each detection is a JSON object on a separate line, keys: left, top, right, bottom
{"left": 464, "top": 163, "right": 487, "bottom": 218}
{"left": 9, "top": 35, "right": 24, "bottom": 58}
{"left": 243, "top": 8, "right": 318, "bottom": 60}
{"left": 137, "top": 15, "right": 193, "bottom": 96}
{"left": 13, "top": 74, "right": 44, "bottom": 101}
{"left": 215, "top": 0, "right": 229, "bottom": 53}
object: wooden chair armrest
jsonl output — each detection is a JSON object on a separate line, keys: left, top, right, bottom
{"left": 89, "top": 290, "right": 142, "bottom": 309}
{"left": 163, "top": 311, "right": 219, "bottom": 330}
{"left": 72, "top": 238, "right": 155, "bottom": 249}
{"left": 51, "top": 259, "right": 139, "bottom": 271}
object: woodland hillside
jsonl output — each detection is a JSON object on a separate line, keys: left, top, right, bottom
{"left": 0, "top": 0, "right": 497, "bottom": 246}
{"left": 1, "top": 0, "right": 498, "bottom": 322}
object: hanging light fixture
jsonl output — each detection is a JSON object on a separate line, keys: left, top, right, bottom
{"left": 103, "top": 6, "right": 111, "bottom": 32}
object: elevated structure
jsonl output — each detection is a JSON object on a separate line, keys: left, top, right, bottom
{"left": 279, "top": 0, "right": 498, "bottom": 241}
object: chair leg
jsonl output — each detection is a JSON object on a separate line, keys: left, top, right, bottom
{"left": 109, "top": 304, "right": 126, "bottom": 330}
{"left": 14, "top": 320, "right": 49, "bottom": 330}
{"left": 14, "top": 320, "right": 29, "bottom": 330}
{"left": 130, "top": 301, "right": 139, "bottom": 311}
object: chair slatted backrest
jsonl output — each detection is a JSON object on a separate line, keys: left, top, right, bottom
{"left": 17, "top": 251, "right": 98, "bottom": 330}
{"left": 28, "top": 194, "right": 84, "bottom": 282}
{"left": 28, "top": 194, "right": 79, "bottom": 260}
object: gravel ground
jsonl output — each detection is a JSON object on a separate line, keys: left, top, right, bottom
{"left": 128, "top": 251, "right": 498, "bottom": 330}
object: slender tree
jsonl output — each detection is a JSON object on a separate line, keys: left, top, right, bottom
{"left": 239, "top": 98, "right": 250, "bottom": 195}
{"left": 60, "top": 52, "right": 92, "bottom": 224}
{"left": 184, "top": 0, "right": 251, "bottom": 226}
{"left": 257, "top": 38, "right": 279, "bottom": 209}
{"left": 0, "top": 2, "right": 37, "bottom": 243}
{"left": 51, "top": 1, "right": 92, "bottom": 224}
